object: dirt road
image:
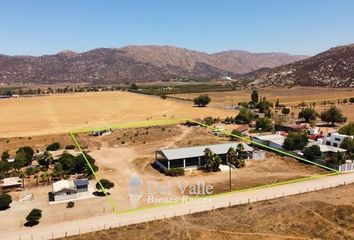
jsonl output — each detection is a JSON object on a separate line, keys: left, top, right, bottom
{"left": 2, "top": 171, "right": 354, "bottom": 240}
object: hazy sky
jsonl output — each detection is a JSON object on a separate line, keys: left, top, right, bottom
{"left": 1, "top": 0, "right": 354, "bottom": 56}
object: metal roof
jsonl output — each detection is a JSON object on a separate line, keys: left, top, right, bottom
{"left": 74, "top": 179, "right": 89, "bottom": 187}
{"left": 52, "top": 180, "right": 76, "bottom": 193}
{"left": 158, "top": 142, "right": 254, "bottom": 161}
{"left": 307, "top": 142, "right": 347, "bottom": 152}
{"left": 253, "top": 134, "right": 285, "bottom": 141}
{"left": 0, "top": 177, "right": 22, "bottom": 187}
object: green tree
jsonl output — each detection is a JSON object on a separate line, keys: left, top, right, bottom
{"left": 236, "top": 143, "right": 246, "bottom": 162}
{"left": 281, "top": 108, "right": 290, "bottom": 115}
{"left": 0, "top": 160, "right": 11, "bottom": 174}
{"left": 58, "top": 152, "right": 76, "bottom": 173}
{"left": 251, "top": 90, "right": 259, "bottom": 104}
{"left": 25, "top": 208, "right": 42, "bottom": 227}
{"left": 298, "top": 101, "right": 307, "bottom": 108}
{"left": 96, "top": 179, "right": 115, "bottom": 192}
{"left": 303, "top": 145, "right": 322, "bottom": 161}
{"left": 15, "top": 146, "right": 34, "bottom": 167}
{"left": 350, "top": 97, "right": 354, "bottom": 103}
{"left": 256, "top": 99, "right": 271, "bottom": 113}
{"left": 235, "top": 108, "right": 253, "bottom": 124}
{"left": 298, "top": 108, "right": 318, "bottom": 122}
{"left": 283, "top": 132, "right": 309, "bottom": 151}
{"left": 203, "top": 116, "right": 214, "bottom": 126}
{"left": 340, "top": 137, "right": 354, "bottom": 153}
{"left": 38, "top": 151, "right": 53, "bottom": 168}
{"left": 52, "top": 162, "right": 65, "bottom": 180}
{"left": 255, "top": 118, "right": 273, "bottom": 132}
{"left": 320, "top": 106, "right": 346, "bottom": 126}
{"left": 333, "top": 151, "right": 347, "bottom": 165}
{"left": 0, "top": 193, "right": 12, "bottom": 210}
{"left": 1, "top": 151, "right": 10, "bottom": 161}
{"left": 193, "top": 95, "right": 211, "bottom": 107}
{"left": 46, "top": 142, "right": 60, "bottom": 151}
{"left": 74, "top": 152, "right": 98, "bottom": 175}
{"left": 204, "top": 148, "right": 221, "bottom": 172}
{"left": 227, "top": 147, "right": 244, "bottom": 168}
{"left": 338, "top": 122, "right": 354, "bottom": 135}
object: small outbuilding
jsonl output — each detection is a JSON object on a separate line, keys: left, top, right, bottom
{"left": 0, "top": 177, "right": 23, "bottom": 193}
{"left": 252, "top": 134, "right": 286, "bottom": 150}
{"left": 74, "top": 179, "right": 89, "bottom": 192}
{"left": 52, "top": 180, "right": 77, "bottom": 202}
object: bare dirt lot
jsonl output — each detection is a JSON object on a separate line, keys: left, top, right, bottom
{"left": 0, "top": 133, "right": 73, "bottom": 155}
{"left": 59, "top": 183, "right": 354, "bottom": 240}
{"left": 77, "top": 124, "right": 326, "bottom": 209}
{"left": 170, "top": 87, "right": 354, "bottom": 107}
{"left": 0, "top": 91, "right": 233, "bottom": 138}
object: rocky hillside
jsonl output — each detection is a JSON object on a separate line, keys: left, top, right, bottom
{"left": 0, "top": 45, "right": 307, "bottom": 84}
{"left": 244, "top": 44, "right": 354, "bottom": 88}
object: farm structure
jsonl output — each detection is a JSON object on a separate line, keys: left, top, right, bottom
{"left": 50, "top": 179, "right": 89, "bottom": 202}
{"left": 0, "top": 177, "right": 23, "bottom": 193}
{"left": 155, "top": 142, "right": 256, "bottom": 172}
{"left": 252, "top": 134, "right": 286, "bottom": 150}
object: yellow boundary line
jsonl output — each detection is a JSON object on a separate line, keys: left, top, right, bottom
{"left": 69, "top": 118, "right": 341, "bottom": 217}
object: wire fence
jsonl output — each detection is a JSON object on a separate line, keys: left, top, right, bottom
{"left": 12, "top": 178, "right": 354, "bottom": 240}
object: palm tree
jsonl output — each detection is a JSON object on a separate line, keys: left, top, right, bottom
{"left": 236, "top": 143, "right": 245, "bottom": 159}
{"left": 204, "top": 148, "right": 214, "bottom": 171}
{"left": 19, "top": 171, "right": 26, "bottom": 188}
{"left": 211, "top": 154, "right": 222, "bottom": 172}
{"left": 227, "top": 147, "right": 237, "bottom": 165}
{"left": 34, "top": 174, "right": 39, "bottom": 186}
{"left": 40, "top": 172, "right": 50, "bottom": 185}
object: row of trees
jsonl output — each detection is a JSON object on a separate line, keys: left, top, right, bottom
{"left": 204, "top": 144, "right": 246, "bottom": 172}
{"left": 298, "top": 106, "right": 346, "bottom": 125}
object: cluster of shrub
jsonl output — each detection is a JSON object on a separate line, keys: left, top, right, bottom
{"left": 0, "top": 141, "right": 97, "bottom": 182}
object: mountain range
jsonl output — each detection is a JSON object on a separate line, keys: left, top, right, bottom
{"left": 0, "top": 45, "right": 307, "bottom": 85}
{"left": 243, "top": 44, "right": 354, "bottom": 88}
{"left": 0, "top": 44, "right": 353, "bottom": 88}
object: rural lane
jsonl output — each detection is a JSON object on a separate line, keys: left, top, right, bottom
{"left": 2, "top": 171, "right": 354, "bottom": 240}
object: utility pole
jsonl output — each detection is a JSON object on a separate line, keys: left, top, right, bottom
{"left": 229, "top": 165, "right": 232, "bottom": 191}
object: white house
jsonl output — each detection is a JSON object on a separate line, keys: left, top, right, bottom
{"left": 52, "top": 180, "right": 77, "bottom": 201}
{"left": 324, "top": 133, "right": 353, "bottom": 148}
{"left": 307, "top": 141, "right": 347, "bottom": 155}
{"left": 252, "top": 134, "right": 286, "bottom": 150}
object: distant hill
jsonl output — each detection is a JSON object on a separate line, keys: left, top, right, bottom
{"left": 0, "top": 45, "right": 307, "bottom": 84}
{"left": 243, "top": 44, "right": 354, "bottom": 88}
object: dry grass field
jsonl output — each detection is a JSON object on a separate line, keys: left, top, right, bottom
{"left": 0, "top": 91, "right": 233, "bottom": 138}
{"left": 170, "top": 87, "right": 354, "bottom": 107}
{"left": 59, "top": 183, "right": 354, "bottom": 240}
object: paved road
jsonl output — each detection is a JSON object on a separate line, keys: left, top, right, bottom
{"left": 2, "top": 172, "right": 354, "bottom": 240}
